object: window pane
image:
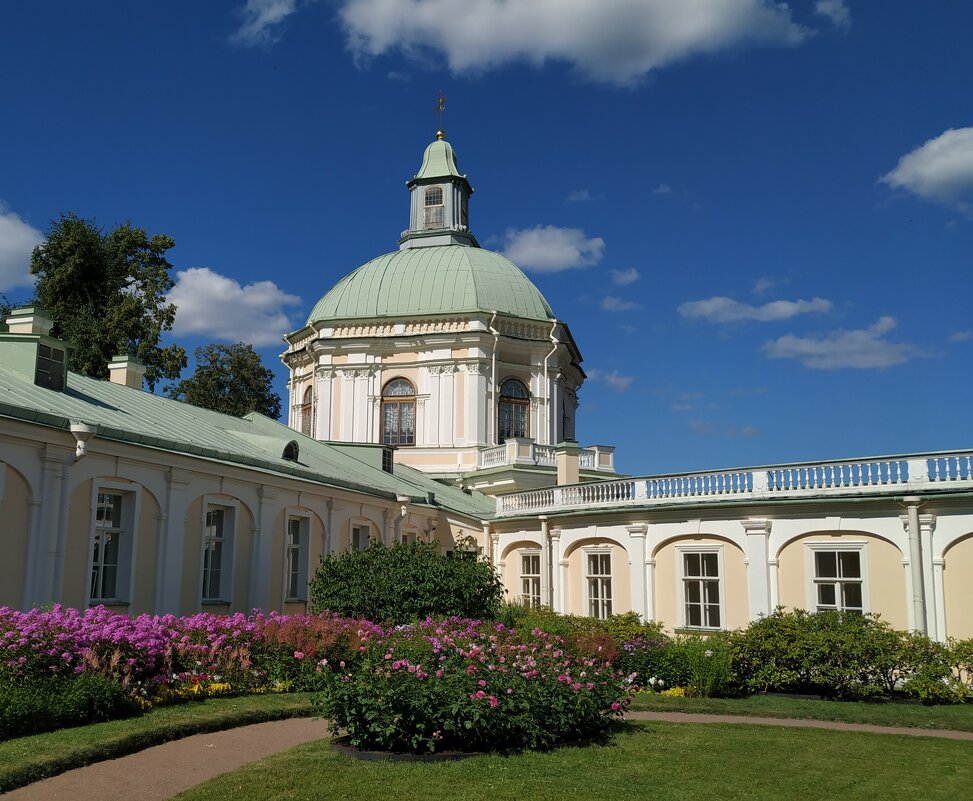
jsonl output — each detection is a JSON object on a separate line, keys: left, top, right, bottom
{"left": 838, "top": 552, "right": 861, "bottom": 578}
{"left": 815, "top": 551, "right": 838, "bottom": 578}
{"left": 684, "top": 553, "right": 700, "bottom": 577}
{"left": 687, "top": 605, "right": 702, "bottom": 627}
{"left": 706, "top": 604, "right": 721, "bottom": 628}
{"left": 817, "top": 583, "right": 837, "bottom": 607}
{"left": 383, "top": 379, "right": 414, "bottom": 397}
{"left": 704, "top": 579, "right": 720, "bottom": 604}
{"left": 424, "top": 186, "right": 443, "bottom": 206}
{"left": 101, "top": 566, "right": 117, "bottom": 599}
{"left": 701, "top": 553, "right": 719, "bottom": 577}
{"left": 842, "top": 582, "right": 863, "bottom": 610}
{"left": 499, "top": 379, "right": 529, "bottom": 399}
{"left": 686, "top": 581, "right": 701, "bottom": 604}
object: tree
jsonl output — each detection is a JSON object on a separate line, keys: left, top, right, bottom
{"left": 29, "top": 213, "right": 186, "bottom": 390}
{"left": 166, "top": 342, "right": 282, "bottom": 418}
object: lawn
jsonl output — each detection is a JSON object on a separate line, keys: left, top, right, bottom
{"left": 628, "top": 693, "right": 973, "bottom": 732}
{"left": 0, "top": 692, "right": 315, "bottom": 793}
{"left": 173, "top": 720, "right": 973, "bottom": 801}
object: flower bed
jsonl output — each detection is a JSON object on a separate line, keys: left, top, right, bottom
{"left": 314, "top": 617, "right": 632, "bottom": 754}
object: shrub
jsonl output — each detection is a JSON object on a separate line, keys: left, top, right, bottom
{"left": 899, "top": 632, "right": 967, "bottom": 704}
{"left": 309, "top": 541, "right": 504, "bottom": 624}
{"left": 314, "top": 617, "right": 631, "bottom": 753}
{"left": 0, "top": 673, "right": 140, "bottom": 738}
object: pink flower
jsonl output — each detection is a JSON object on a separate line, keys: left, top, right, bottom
{"left": 489, "top": 696, "right": 498, "bottom": 708}
{"left": 475, "top": 690, "right": 485, "bottom": 699}
{"left": 478, "top": 679, "right": 486, "bottom": 687}
{"left": 611, "top": 702, "right": 621, "bottom": 711}
{"left": 294, "top": 650, "right": 305, "bottom": 660}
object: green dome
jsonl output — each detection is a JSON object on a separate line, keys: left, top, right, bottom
{"left": 306, "top": 246, "right": 555, "bottom": 325}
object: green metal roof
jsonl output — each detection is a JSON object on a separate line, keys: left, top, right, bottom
{"left": 306, "top": 245, "right": 555, "bottom": 325}
{"left": 412, "top": 138, "right": 464, "bottom": 182}
{"left": 0, "top": 363, "right": 496, "bottom": 519}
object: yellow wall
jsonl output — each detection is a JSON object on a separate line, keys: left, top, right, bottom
{"left": 653, "top": 537, "right": 748, "bottom": 632}
{"left": 0, "top": 465, "right": 31, "bottom": 607}
{"left": 564, "top": 540, "right": 631, "bottom": 617}
{"left": 776, "top": 532, "right": 907, "bottom": 630}
{"left": 944, "top": 534, "right": 973, "bottom": 639}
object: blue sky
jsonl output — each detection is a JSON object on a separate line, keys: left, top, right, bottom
{"left": 1, "top": 1, "right": 971, "bottom": 475}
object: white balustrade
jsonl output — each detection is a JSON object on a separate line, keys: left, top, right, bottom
{"left": 534, "top": 445, "right": 557, "bottom": 466}
{"left": 579, "top": 450, "right": 595, "bottom": 469}
{"left": 479, "top": 445, "right": 507, "bottom": 468}
{"left": 492, "top": 450, "right": 973, "bottom": 517}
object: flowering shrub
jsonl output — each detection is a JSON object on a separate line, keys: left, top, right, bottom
{"left": 314, "top": 617, "right": 632, "bottom": 754}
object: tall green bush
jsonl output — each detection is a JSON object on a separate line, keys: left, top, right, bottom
{"left": 309, "top": 540, "right": 503, "bottom": 624}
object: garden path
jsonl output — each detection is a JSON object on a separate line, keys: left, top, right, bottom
{"left": 5, "top": 712, "right": 972, "bottom": 800}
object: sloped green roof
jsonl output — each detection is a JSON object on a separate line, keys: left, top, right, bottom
{"left": 306, "top": 246, "right": 555, "bottom": 325}
{"left": 0, "top": 364, "right": 495, "bottom": 519}
{"left": 412, "top": 138, "right": 464, "bottom": 182}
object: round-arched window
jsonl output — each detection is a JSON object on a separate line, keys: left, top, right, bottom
{"left": 424, "top": 185, "right": 444, "bottom": 229}
{"left": 382, "top": 378, "right": 416, "bottom": 446}
{"left": 301, "top": 386, "right": 313, "bottom": 436}
{"left": 498, "top": 378, "right": 530, "bottom": 443}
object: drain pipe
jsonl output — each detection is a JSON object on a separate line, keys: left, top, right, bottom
{"left": 488, "top": 311, "right": 499, "bottom": 445}
{"left": 52, "top": 422, "right": 97, "bottom": 599}
{"left": 542, "top": 321, "right": 559, "bottom": 445}
{"left": 903, "top": 496, "right": 927, "bottom": 634}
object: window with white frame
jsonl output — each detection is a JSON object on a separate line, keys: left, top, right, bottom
{"left": 285, "top": 515, "right": 309, "bottom": 601}
{"left": 351, "top": 523, "right": 369, "bottom": 551}
{"left": 809, "top": 544, "right": 865, "bottom": 613}
{"left": 521, "top": 551, "right": 541, "bottom": 608}
{"left": 681, "top": 550, "right": 723, "bottom": 629}
{"left": 586, "top": 550, "right": 612, "bottom": 619}
{"left": 202, "top": 504, "right": 235, "bottom": 602}
{"left": 88, "top": 484, "right": 137, "bottom": 604}
{"left": 424, "top": 185, "right": 444, "bottom": 228}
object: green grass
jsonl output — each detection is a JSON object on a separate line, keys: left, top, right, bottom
{"left": 174, "top": 721, "right": 972, "bottom": 801}
{"left": 0, "top": 692, "right": 315, "bottom": 793}
{"left": 627, "top": 693, "right": 973, "bottom": 731}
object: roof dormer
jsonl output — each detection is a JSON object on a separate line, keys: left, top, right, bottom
{"left": 399, "top": 131, "right": 478, "bottom": 250}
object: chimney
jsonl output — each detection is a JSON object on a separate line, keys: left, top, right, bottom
{"left": 5, "top": 306, "right": 54, "bottom": 336}
{"left": 108, "top": 354, "right": 146, "bottom": 389}
{"left": 555, "top": 440, "right": 580, "bottom": 486}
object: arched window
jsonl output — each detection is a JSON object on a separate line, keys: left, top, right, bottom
{"left": 498, "top": 378, "right": 530, "bottom": 443}
{"left": 424, "top": 185, "right": 444, "bottom": 229}
{"left": 300, "top": 386, "right": 313, "bottom": 436}
{"left": 382, "top": 378, "right": 416, "bottom": 446}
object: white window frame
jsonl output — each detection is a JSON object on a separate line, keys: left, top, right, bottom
{"left": 584, "top": 547, "right": 613, "bottom": 620}
{"left": 350, "top": 520, "right": 371, "bottom": 552}
{"left": 520, "top": 550, "right": 542, "bottom": 608}
{"left": 200, "top": 498, "right": 237, "bottom": 604}
{"left": 86, "top": 480, "right": 140, "bottom": 605}
{"left": 284, "top": 512, "right": 311, "bottom": 602}
{"left": 804, "top": 540, "right": 869, "bottom": 614}
{"left": 399, "top": 525, "right": 420, "bottom": 545}
{"left": 676, "top": 544, "right": 726, "bottom": 631}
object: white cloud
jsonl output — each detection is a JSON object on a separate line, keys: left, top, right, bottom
{"left": 169, "top": 267, "right": 301, "bottom": 346}
{"left": 610, "top": 268, "right": 640, "bottom": 286}
{"left": 565, "top": 189, "right": 591, "bottom": 203}
{"left": 339, "top": 0, "right": 808, "bottom": 85}
{"left": 881, "top": 127, "right": 973, "bottom": 211}
{"left": 763, "top": 316, "right": 930, "bottom": 369}
{"left": 949, "top": 330, "right": 973, "bottom": 343}
{"left": 0, "top": 203, "right": 43, "bottom": 292}
{"left": 652, "top": 183, "right": 673, "bottom": 195}
{"left": 679, "top": 295, "right": 833, "bottom": 323}
{"left": 502, "top": 225, "right": 604, "bottom": 272}
{"left": 751, "top": 277, "right": 775, "bottom": 295}
{"left": 814, "top": 0, "right": 851, "bottom": 30}
{"left": 230, "top": 0, "right": 301, "bottom": 47}
{"left": 587, "top": 368, "right": 634, "bottom": 392}
{"left": 601, "top": 295, "right": 641, "bottom": 312}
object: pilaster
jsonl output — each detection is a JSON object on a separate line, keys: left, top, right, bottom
{"left": 741, "top": 518, "right": 773, "bottom": 620}
{"left": 626, "top": 524, "right": 648, "bottom": 619}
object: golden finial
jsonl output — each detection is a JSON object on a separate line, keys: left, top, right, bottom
{"left": 436, "top": 90, "right": 446, "bottom": 140}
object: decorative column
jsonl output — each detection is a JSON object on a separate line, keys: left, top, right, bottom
{"left": 742, "top": 518, "right": 773, "bottom": 621}
{"left": 767, "top": 557, "right": 780, "bottom": 610}
{"left": 644, "top": 555, "right": 656, "bottom": 621}
{"left": 427, "top": 366, "right": 442, "bottom": 446}
{"left": 248, "top": 485, "right": 277, "bottom": 611}
{"left": 626, "top": 524, "right": 648, "bottom": 619}
{"left": 353, "top": 370, "right": 370, "bottom": 441}
{"left": 919, "top": 513, "right": 939, "bottom": 639}
{"left": 157, "top": 469, "right": 192, "bottom": 614}
{"left": 315, "top": 368, "right": 334, "bottom": 440}
{"left": 932, "top": 556, "right": 947, "bottom": 643}
{"left": 339, "top": 370, "right": 355, "bottom": 441}
{"left": 901, "top": 498, "right": 927, "bottom": 635}
{"left": 539, "top": 516, "right": 551, "bottom": 607}
{"left": 440, "top": 365, "right": 455, "bottom": 447}
{"left": 551, "top": 528, "right": 565, "bottom": 613}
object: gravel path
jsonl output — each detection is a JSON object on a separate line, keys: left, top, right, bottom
{"left": 4, "top": 712, "right": 971, "bottom": 800}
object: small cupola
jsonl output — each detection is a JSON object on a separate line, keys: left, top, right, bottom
{"left": 399, "top": 131, "right": 478, "bottom": 250}
{"left": 2, "top": 306, "right": 69, "bottom": 392}
{"left": 108, "top": 354, "right": 146, "bottom": 390}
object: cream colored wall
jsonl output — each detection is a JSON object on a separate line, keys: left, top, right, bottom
{"left": 132, "top": 489, "right": 160, "bottom": 615}
{"left": 0, "top": 465, "right": 30, "bottom": 608}
{"left": 944, "top": 534, "right": 973, "bottom": 639}
{"left": 231, "top": 501, "right": 254, "bottom": 611}
{"left": 64, "top": 480, "right": 92, "bottom": 608}
{"left": 382, "top": 352, "right": 415, "bottom": 365}
{"left": 653, "top": 537, "right": 748, "bottom": 632}
{"left": 181, "top": 496, "right": 203, "bottom": 612}
{"left": 381, "top": 367, "right": 419, "bottom": 387}
{"left": 564, "top": 541, "right": 630, "bottom": 617}
{"left": 776, "top": 532, "right": 907, "bottom": 630}
{"left": 502, "top": 540, "right": 539, "bottom": 601}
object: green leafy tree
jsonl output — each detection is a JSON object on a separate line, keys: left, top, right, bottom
{"left": 166, "top": 342, "right": 282, "bottom": 418}
{"left": 29, "top": 213, "right": 186, "bottom": 390}
{"left": 310, "top": 540, "right": 504, "bottom": 624}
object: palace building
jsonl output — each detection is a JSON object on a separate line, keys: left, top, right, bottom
{"left": 1, "top": 129, "right": 972, "bottom": 640}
